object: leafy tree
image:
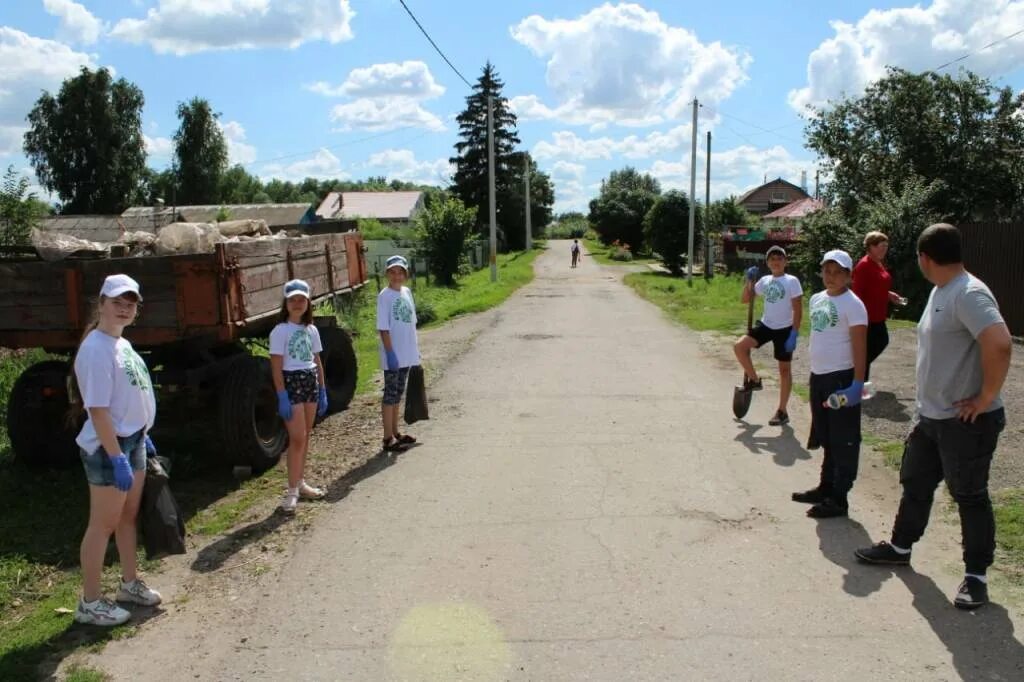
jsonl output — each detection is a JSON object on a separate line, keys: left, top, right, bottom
{"left": 0, "top": 166, "right": 48, "bottom": 249}
{"left": 451, "top": 62, "right": 521, "bottom": 244}
{"left": 588, "top": 167, "right": 661, "bottom": 251}
{"left": 220, "top": 165, "right": 264, "bottom": 204}
{"left": 499, "top": 153, "right": 554, "bottom": 250}
{"left": 706, "top": 196, "right": 757, "bottom": 232}
{"left": 643, "top": 190, "right": 702, "bottom": 275}
{"left": 24, "top": 67, "right": 146, "bottom": 214}
{"left": 805, "top": 67, "right": 1024, "bottom": 222}
{"left": 788, "top": 208, "right": 859, "bottom": 295}
{"left": 174, "top": 98, "right": 229, "bottom": 205}
{"left": 252, "top": 191, "right": 272, "bottom": 204}
{"left": 414, "top": 197, "right": 477, "bottom": 286}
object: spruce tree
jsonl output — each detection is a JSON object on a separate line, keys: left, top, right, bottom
{"left": 450, "top": 62, "right": 521, "bottom": 247}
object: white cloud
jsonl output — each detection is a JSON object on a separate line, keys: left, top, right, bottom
{"left": 261, "top": 148, "right": 346, "bottom": 182}
{"left": 365, "top": 149, "right": 453, "bottom": 185}
{"left": 550, "top": 160, "right": 586, "bottom": 180}
{"left": 790, "top": 0, "right": 1024, "bottom": 112}
{"left": 330, "top": 98, "right": 444, "bottom": 132}
{"left": 532, "top": 125, "right": 694, "bottom": 162}
{"left": 510, "top": 3, "right": 750, "bottom": 127}
{"left": 312, "top": 61, "right": 447, "bottom": 133}
{"left": 0, "top": 27, "right": 97, "bottom": 155}
{"left": 646, "top": 144, "right": 812, "bottom": 197}
{"left": 144, "top": 133, "right": 173, "bottom": 157}
{"left": 43, "top": 0, "right": 104, "bottom": 46}
{"left": 110, "top": 0, "right": 355, "bottom": 55}
{"left": 219, "top": 120, "right": 257, "bottom": 164}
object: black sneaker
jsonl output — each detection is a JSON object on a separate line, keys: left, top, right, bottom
{"left": 742, "top": 376, "right": 763, "bottom": 392}
{"left": 769, "top": 409, "right": 789, "bottom": 426}
{"left": 806, "top": 498, "right": 848, "bottom": 518}
{"left": 954, "top": 577, "right": 988, "bottom": 610}
{"left": 854, "top": 541, "right": 911, "bottom": 566}
{"left": 791, "top": 487, "right": 829, "bottom": 504}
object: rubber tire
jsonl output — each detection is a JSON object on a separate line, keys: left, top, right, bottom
{"left": 317, "top": 326, "right": 357, "bottom": 414}
{"left": 7, "top": 360, "right": 80, "bottom": 469}
{"left": 218, "top": 355, "right": 286, "bottom": 474}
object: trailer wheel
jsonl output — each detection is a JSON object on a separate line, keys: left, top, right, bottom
{"left": 7, "top": 360, "right": 80, "bottom": 469}
{"left": 218, "top": 355, "right": 286, "bottom": 474}
{"left": 318, "top": 327, "right": 357, "bottom": 414}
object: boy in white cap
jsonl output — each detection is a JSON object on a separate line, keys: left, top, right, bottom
{"left": 793, "top": 249, "right": 868, "bottom": 518}
{"left": 377, "top": 255, "right": 421, "bottom": 453}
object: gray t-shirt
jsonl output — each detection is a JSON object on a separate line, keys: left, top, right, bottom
{"left": 916, "top": 272, "right": 1004, "bottom": 420}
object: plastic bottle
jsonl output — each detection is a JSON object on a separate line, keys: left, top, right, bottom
{"left": 827, "top": 381, "right": 876, "bottom": 409}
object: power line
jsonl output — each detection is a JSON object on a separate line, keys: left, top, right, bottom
{"left": 247, "top": 126, "right": 423, "bottom": 167}
{"left": 932, "top": 27, "right": 1024, "bottom": 72}
{"left": 398, "top": 0, "right": 473, "bottom": 89}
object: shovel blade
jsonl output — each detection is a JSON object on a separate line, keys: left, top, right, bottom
{"left": 732, "top": 386, "right": 753, "bottom": 419}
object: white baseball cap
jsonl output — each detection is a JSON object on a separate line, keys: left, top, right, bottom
{"left": 101, "top": 274, "right": 142, "bottom": 301}
{"left": 385, "top": 255, "right": 409, "bottom": 273}
{"left": 283, "top": 279, "right": 311, "bottom": 299}
{"left": 821, "top": 249, "right": 853, "bottom": 271}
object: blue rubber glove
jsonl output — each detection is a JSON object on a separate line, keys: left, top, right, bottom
{"left": 110, "top": 453, "right": 134, "bottom": 492}
{"left": 144, "top": 435, "right": 157, "bottom": 458}
{"left": 836, "top": 380, "right": 865, "bottom": 408}
{"left": 385, "top": 349, "right": 399, "bottom": 372}
{"left": 276, "top": 389, "right": 293, "bottom": 421}
{"left": 745, "top": 266, "right": 759, "bottom": 282}
{"left": 317, "top": 386, "right": 329, "bottom": 417}
{"left": 784, "top": 329, "right": 799, "bottom": 353}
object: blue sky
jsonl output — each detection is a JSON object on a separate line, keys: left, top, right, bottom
{"left": 2, "top": 0, "right": 1023, "bottom": 212}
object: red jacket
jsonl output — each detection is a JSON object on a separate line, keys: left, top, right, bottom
{"left": 851, "top": 255, "right": 892, "bottom": 323}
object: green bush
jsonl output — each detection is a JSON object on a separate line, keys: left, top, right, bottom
{"left": 416, "top": 300, "right": 437, "bottom": 327}
{"left": 609, "top": 246, "right": 633, "bottom": 262}
{"left": 414, "top": 197, "right": 477, "bottom": 286}
{"left": 643, "top": 190, "right": 701, "bottom": 275}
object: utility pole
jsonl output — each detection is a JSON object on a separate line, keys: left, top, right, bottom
{"left": 686, "top": 97, "right": 698, "bottom": 285}
{"left": 524, "top": 154, "right": 532, "bottom": 251}
{"left": 704, "top": 130, "right": 712, "bottom": 281}
{"left": 488, "top": 95, "right": 497, "bottom": 282}
{"left": 814, "top": 169, "right": 820, "bottom": 200}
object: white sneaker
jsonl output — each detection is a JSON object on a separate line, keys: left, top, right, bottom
{"left": 280, "top": 488, "right": 298, "bottom": 513}
{"left": 117, "top": 578, "right": 162, "bottom": 606}
{"left": 74, "top": 597, "right": 131, "bottom": 626}
{"left": 298, "top": 481, "right": 325, "bottom": 500}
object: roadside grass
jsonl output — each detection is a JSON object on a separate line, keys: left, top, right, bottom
{"left": 583, "top": 239, "right": 659, "bottom": 266}
{"left": 994, "top": 488, "right": 1024, "bottom": 585}
{"left": 65, "top": 663, "right": 110, "bottom": 682}
{"left": 862, "top": 434, "right": 905, "bottom": 470}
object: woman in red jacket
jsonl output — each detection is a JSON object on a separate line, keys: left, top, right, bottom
{"left": 851, "top": 231, "right": 905, "bottom": 380}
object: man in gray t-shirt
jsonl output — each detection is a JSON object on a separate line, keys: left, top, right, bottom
{"left": 855, "top": 223, "right": 1012, "bottom": 611}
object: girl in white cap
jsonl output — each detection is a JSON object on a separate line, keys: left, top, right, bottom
{"left": 69, "top": 274, "right": 162, "bottom": 626}
{"left": 377, "top": 255, "right": 421, "bottom": 453}
{"left": 270, "top": 279, "right": 329, "bottom": 513}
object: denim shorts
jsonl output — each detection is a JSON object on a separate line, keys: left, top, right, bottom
{"left": 383, "top": 368, "right": 410, "bottom": 406}
{"left": 80, "top": 429, "right": 147, "bottom": 487}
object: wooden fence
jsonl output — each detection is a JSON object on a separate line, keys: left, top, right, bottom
{"left": 959, "top": 222, "right": 1024, "bottom": 336}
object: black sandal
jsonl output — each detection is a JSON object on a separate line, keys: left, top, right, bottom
{"left": 382, "top": 438, "right": 406, "bottom": 453}
{"left": 394, "top": 433, "right": 417, "bottom": 445}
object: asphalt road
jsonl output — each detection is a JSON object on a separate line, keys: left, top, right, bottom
{"left": 88, "top": 241, "right": 1024, "bottom": 681}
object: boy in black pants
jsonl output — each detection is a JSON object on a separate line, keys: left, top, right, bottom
{"left": 793, "top": 250, "right": 868, "bottom": 518}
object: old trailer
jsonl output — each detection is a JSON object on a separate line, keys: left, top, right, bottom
{"left": 0, "top": 231, "right": 367, "bottom": 472}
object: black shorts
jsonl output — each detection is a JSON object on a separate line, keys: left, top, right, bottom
{"left": 283, "top": 369, "right": 319, "bottom": 404}
{"left": 749, "top": 321, "right": 793, "bottom": 362}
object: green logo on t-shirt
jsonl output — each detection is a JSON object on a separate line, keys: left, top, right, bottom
{"left": 121, "top": 347, "right": 152, "bottom": 392}
{"left": 810, "top": 299, "right": 839, "bottom": 332}
{"left": 764, "top": 280, "right": 785, "bottom": 304}
{"left": 287, "top": 329, "right": 314, "bottom": 362}
{"left": 392, "top": 296, "right": 413, "bottom": 324}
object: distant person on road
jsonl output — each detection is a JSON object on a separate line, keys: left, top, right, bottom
{"left": 68, "top": 274, "right": 162, "bottom": 627}
{"left": 733, "top": 246, "right": 803, "bottom": 426}
{"left": 851, "top": 231, "right": 906, "bottom": 380}
{"left": 270, "top": 279, "right": 329, "bottom": 514}
{"left": 378, "top": 255, "right": 421, "bottom": 454}
{"left": 856, "top": 224, "right": 1011, "bottom": 610}
{"left": 792, "top": 250, "right": 868, "bottom": 519}
{"left": 571, "top": 239, "right": 581, "bottom": 268}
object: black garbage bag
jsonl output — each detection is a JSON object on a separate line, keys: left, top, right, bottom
{"left": 404, "top": 365, "right": 429, "bottom": 425}
{"left": 141, "top": 456, "right": 187, "bottom": 560}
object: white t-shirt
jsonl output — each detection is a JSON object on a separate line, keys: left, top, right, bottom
{"left": 571, "top": 242, "right": 580, "bottom": 253}
{"left": 755, "top": 274, "right": 803, "bottom": 330}
{"left": 808, "top": 289, "right": 869, "bottom": 375}
{"left": 74, "top": 330, "right": 157, "bottom": 454}
{"left": 377, "top": 286, "right": 420, "bottom": 369}
{"left": 270, "top": 322, "right": 323, "bottom": 372}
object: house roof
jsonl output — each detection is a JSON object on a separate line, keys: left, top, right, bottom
{"left": 738, "top": 177, "right": 809, "bottom": 204}
{"left": 37, "top": 215, "right": 163, "bottom": 242}
{"left": 316, "top": 191, "right": 423, "bottom": 221}
{"left": 122, "top": 203, "right": 312, "bottom": 226}
{"left": 763, "top": 197, "right": 824, "bottom": 219}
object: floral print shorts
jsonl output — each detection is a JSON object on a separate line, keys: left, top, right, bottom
{"left": 284, "top": 369, "right": 319, "bottom": 404}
